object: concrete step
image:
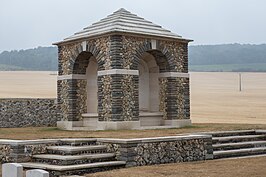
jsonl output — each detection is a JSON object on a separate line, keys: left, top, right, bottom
{"left": 21, "top": 161, "right": 126, "bottom": 177}
{"left": 33, "top": 153, "right": 116, "bottom": 165}
{"left": 213, "top": 147, "right": 266, "bottom": 159}
{"left": 210, "top": 130, "right": 256, "bottom": 137}
{"left": 47, "top": 145, "right": 107, "bottom": 155}
{"left": 212, "top": 134, "right": 266, "bottom": 144}
{"left": 213, "top": 141, "right": 266, "bottom": 151}
{"left": 58, "top": 138, "right": 97, "bottom": 146}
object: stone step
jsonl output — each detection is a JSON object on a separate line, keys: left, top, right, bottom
{"left": 47, "top": 145, "right": 107, "bottom": 155}
{"left": 21, "top": 161, "right": 126, "bottom": 177}
{"left": 210, "top": 130, "right": 256, "bottom": 137}
{"left": 33, "top": 153, "right": 116, "bottom": 165}
{"left": 212, "top": 134, "right": 266, "bottom": 144}
{"left": 213, "top": 141, "right": 266, "bottom": 151}
{"left": 255, "top": 130, "right": 266, "bottom": 135}
{"left": 58, "top": 138, "right": 97, "bottom": 146}
{"left": 213, "top": 147, "right": 266, "bottom": 159}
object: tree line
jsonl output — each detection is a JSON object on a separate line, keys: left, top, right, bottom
{"left": 0, "top": 44, "right": 265, "bottom": 71}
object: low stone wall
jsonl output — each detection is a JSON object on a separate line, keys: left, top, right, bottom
{"left": 0, "top": 98, "right": 58, "bottom": 128}
{"left": 0, "top": 139, "right": 59, "bottom": 163}
{"left": 98, "top": 134, "right": 213, "bottom": 167}
{"left": 0, "top": 135, "right": 213, "bottom": 166}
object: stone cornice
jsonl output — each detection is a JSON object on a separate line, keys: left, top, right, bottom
{"left": 159, "top": 72, "right": 189, "bottom": 78}
{"left": 98, "top": 69, "right": 139, "bottom": 76}
{"left": 57, "top": 74, "right": 87, "bottom": 80}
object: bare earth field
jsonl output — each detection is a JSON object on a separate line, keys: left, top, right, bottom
{"left": 86, "top": 157, "right": 266, "bottom": 177}
{"left": 0, "top": 71, "right": 265, "bottom": 124}
{"left": 190, "top": 72, "right": 266, "bottom": 124}
{"left": 0, "top": 71, "right": 57, "bottom": 98}
{"left": 0, "top": 71, "right": 266, "bottom": 177}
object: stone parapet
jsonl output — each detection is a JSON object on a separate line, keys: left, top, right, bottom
{"left": 98, "top": 134, "right": 213, "bottom": 167}
{"left": 0, "top": 134, "right": 213, "bottom": 165}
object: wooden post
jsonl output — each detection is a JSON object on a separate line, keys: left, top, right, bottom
{"left": 239, "top": 73, "right": 242, "bottom": 92}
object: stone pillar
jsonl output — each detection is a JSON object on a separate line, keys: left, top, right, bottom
{"left": 57, "top": 75, "right": 87, "bottom": 122}
{"left": 2, "top": 163, "right": 23, "bottom": 177}
{"left": 159, "top": 72, "right": 191, "bottom": 126}
{"left": 26, "top": 169, "right": 49, "bottom": 177}
{"left": 97, "top": 69, "right": 140, "bottom": 129}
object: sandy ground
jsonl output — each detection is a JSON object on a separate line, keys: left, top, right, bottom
{"left": 190, "top": 72, "right": 266, "bottom": 124}
{"left": 86, "top": 156, "right": 266, "bottom": 177}
{"left": 0, "top": 71, "right": 265, "bottom": 124}
{"left": 0, "top": 71, "right": 57, "bottom": 98}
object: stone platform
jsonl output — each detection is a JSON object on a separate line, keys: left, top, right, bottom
{"left": 1, "top": 130, "right": 266, "bottom": 176}
{"left": 57, "top": 112, "right": 191, "bottom": 131}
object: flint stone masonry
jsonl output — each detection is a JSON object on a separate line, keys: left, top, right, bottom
{"left": 98, "top": 134, "right": 213, "bottom": 167}
{"left": 0, "top": 99, "right": 58, "bottom": 128}
{"left": 0, "top": 135, "right": 213, "bottom": 167}
{"left": 0, "top": 139, "right": 59, "bottom": 164}
{"left": 54, "top": 8, "right": 193, "bottom": 130}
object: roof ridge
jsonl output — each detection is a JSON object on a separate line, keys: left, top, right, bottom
{"left": 58, "top": 8, "right": 188, "bottom": 43}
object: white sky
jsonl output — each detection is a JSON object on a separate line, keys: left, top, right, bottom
{"left": 0, "top": 0, "right": 265, "bottom": 52}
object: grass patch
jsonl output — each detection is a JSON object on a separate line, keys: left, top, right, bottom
{"left": 189, "top": 63, "right": 266, "bottom": 72}
{"left": 1, "top": 123, "right": 266, "bottom": 140}
{"left": 86, "top": 156, "right": 266, "bottom": 177}
{"left": 0, "top": 64, "right": 26, "bottom": 71}
{"left": 180, "top": 125, "right": 203, "bottom": 129}
{"left": 39, "top": 127, "right": 61, "bottom": 132}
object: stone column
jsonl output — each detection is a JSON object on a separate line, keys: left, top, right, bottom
{"left": 97, "top": 70, "right": 140, "bottom": 129}
{"left": 159, "top": 72, "right": 191, "bottom": 127}
{"left": 57, "top": 75, "right": 87, "bottom": 130}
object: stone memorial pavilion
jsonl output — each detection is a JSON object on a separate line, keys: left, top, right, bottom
{"left": 54, "top": 8, "right": 192, "bottom": 130}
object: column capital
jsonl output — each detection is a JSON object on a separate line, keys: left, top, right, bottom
{"left": 159, "top": 72, "right": 189, "bottom": 78}
{"left": 57, "top": 74, "right": 86, "bottom": 80}
{"left": 98, "top": 69, "right": 139, "bottom": 76}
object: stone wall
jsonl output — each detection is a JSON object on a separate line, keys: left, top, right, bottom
{"left": 0, "top": 99, "right": 57, "bottom": 128}
{"left": 0, "top": 140, "right": 59, "bottom": 164}
{"left": 57, "top": 33, "right": 190, "bottom": 123}
{"left": 0, "top": 135, "right": 213, "bottom": 165}
{"left": 98, "top": 134, "right": 213, "bottom": 167}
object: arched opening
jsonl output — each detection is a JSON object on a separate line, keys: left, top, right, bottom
{"left": 138, "top": 49, "right": 170, "bottom": 126}
{"left": 86, "top": 56, "right": 98, "bottom": 113}
{"left": 138, "top": 52, "right": 160, "bottom": 113}
{"left": 72, "top": 51, "right": 98, "bottom": 118}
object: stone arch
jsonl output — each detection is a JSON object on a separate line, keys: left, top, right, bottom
{"left": 69, "top": 42, "right": 105, "bottom": 74}
{"left": 131, "top": 41, "right": 172, "bottom": 72}
{"left": 67, "top": 42, "right": 105, "bottom": 120}
{"left": 133, "top": 41, "right": 184, "bottom": 121}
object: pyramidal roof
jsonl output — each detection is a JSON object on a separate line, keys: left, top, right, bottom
{"left": 57, "top": 8, "right": 189, "bottom": 44}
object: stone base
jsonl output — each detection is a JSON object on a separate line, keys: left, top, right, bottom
{"left": 57, "top": 121, "right": 83, "bottom": 130}
{"left": 97, "top": 121, "right": 141, "bottom": 130}
{"left": 57, "top": 120, "right": 141, "bottom": 131}
{"left": 139, "top": 112, "right": 163, "bottom": 126}
{"left": 57, "top": 118, "right": 191, "bottom": 131}
{"left": 58, "top": 112, "right": 191, "bottom": 131}
{"left": 163, "top": 119, "right": 192, "bottom": 127}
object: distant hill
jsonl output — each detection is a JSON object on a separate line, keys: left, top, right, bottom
{"left": 0, "top": 47, "right": 57, "bottom": 71}
{"left": 189, "top": 44, "right": 266, "bottom": 72}
{"left": 0, "top": 44, "right": 265, "bottom": 72}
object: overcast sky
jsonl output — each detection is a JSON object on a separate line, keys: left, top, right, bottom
{"left": 0, "top": 0, "right": 265, "bottom": 52}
